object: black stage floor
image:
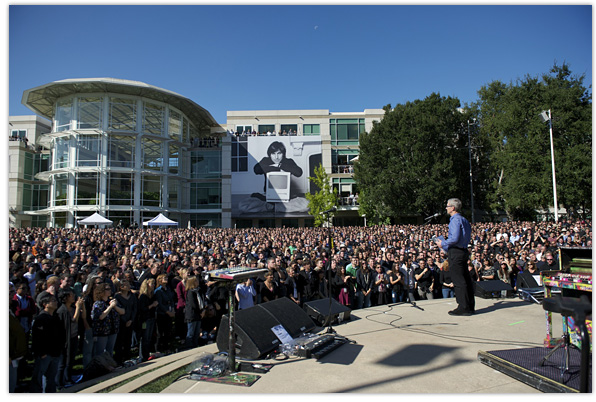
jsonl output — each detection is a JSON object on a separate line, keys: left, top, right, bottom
{"left": 478, "top": 346, "right": 592, "bottom": 393}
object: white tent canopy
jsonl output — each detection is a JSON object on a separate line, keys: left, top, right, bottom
{"left": 143, "top": 213, "right": 178, "bottom": 227}
{"left": 78, "top": 212, "right": 113, "bottom": 226}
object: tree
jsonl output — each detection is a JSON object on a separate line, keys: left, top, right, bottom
{"left": 305, "top": 164, "right": 337, "bottom": 227}
{"left": 355, "top": 93, "right": 479, "bottom": 223}
{"left": 475, "top": 63, "right": 592, "bottom": 220}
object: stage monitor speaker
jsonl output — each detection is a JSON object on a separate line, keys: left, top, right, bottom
{"left": 259, "top": 297, "right": 315, "bottom": 338}
{"left": 216, "top": 297, "right": 316, "bottom": 359}
{"left": 474, "top": 280, "right": 513, "bottom": 299}
{"left": 303, "top": 298, "right": 351, "bottom": 326}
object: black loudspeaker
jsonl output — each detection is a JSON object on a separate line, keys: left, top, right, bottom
{"left": 216, "top": 298, "right": 315, "bottom": 359}
{"left": 474, "top": 280, "right": 513, "bottom": 299}
{"left": 259, "top": 297, "right": 316, "bottom": 338}
{"left": 303, "top": 298, "right": 352, "bottom": 326}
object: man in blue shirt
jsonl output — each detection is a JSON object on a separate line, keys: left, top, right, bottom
{"left": 435, "top": 198, "right": 475, "bottom": 316}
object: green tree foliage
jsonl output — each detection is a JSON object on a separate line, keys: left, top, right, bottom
{"left": 475, "top": 63, "right": 592, "bottom": 220}
{"left": 355, "top": 93, "right": 478, "bottom": 222}
{"left": 305, "top": 164, "right": 337, "bottom": 227}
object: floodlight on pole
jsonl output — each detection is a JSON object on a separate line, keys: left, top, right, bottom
{"left": 540, "top": 109, "right": 559, "bottom": 223}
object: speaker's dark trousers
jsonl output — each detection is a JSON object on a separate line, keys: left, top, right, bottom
{"left": 448, "top": 247, "right": 475, "bottom": 312}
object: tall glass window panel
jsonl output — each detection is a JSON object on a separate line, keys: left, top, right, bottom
{"left": 182, "top": 118, "right": 190, "bottom": 144}
{"left": 109, "top": 97, "right": 136, "bottom": 131}
{"left": 54, "top": 212, "right": 67, "bottom": 228}
{"left": 53, "top": 174, "right": 69, "bottom": 206}
{"left": 169, "top": 144, "right": 179, "bottom": 175}
{"left": 168, "top": 179, "right": 179, "bottom": 208}
{"left": 142, "top": 175, "right": 162, "bottom": 207}
{"left": 33, "top": 184, "right": 48, "bottom": 210}
{"left": 303, "top": 124, "right": 320, "bottom": 135}
{"left": 168, "top": 110, "right": 182, "bottom": 141}
{"left": 75, "top": 172, "right": 99, "bottom": 205}
{"left": 53, "top": 137, "right": 70, "bottom": 169}
{"left": 108, "top": 173, "right": 133, "bottom": 205}
{"left": 190, "top": 182, "right": 221, "bottom": 209}
{"left": 22, "top": 184, "right": 32, "bottom": 210}
{"left": 231, "top": 136, "right": 248, "bottom": 172}
{"left": 191, "top": 150, "right": 221, "bottom": 179}
{"left": 77, "top": 97, "right": 103, "bottom": 129}
{"left": 24, "top": 153, "right": 34, "bottom": 181}
{"left": 143, "top": 103, "right": 164, "bottom": 135}
{"left": 35, "top": 154, "right": 50, "bottom": 175}
{"left": 142, "top": 138, "right": 163, "bottom": 170}
{"left": 76, "top": 135, "right": 101, "bottom": 167}
{"left": 108, "top": 135, "right": 135, "bottom": 168}
{"left": 55, "top": 99, "right": 73, "bottom": 132}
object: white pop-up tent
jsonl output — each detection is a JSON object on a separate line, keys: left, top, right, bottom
{"left": 78, "top": 212, "right": 113, "bottom": 226}
{"left": 143, "top": 213, "right": 178, "bottom": 227}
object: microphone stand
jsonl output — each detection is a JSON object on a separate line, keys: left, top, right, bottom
{"left": 324, "top": 210, "right": 336, "bottom": 334}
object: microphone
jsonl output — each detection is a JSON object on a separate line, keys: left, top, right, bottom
{"left": 320, "top": 206, "right": 337, "bottom": 214}
{"left": 425, "top": 212, "right": 441, "bottom": 220}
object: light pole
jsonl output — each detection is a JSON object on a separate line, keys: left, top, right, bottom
{"left": 467, "top": 119, "right": 476, "bottom": 224}
{"left": 539, "top": 109, "right": 559, "bottom": 222}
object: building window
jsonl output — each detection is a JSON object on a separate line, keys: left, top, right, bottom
{"left": 25, "top": 153, "right": 50, "bottom": 180}
{"left": 330, "top": 118, "right": 365, "bottom": 144}
{"left": 191, "top": 150, "right": 221, "bottom": 179}
{"left": 53, "top": 174, "right": 69, "bottom": 206}
{"left": 55, "top": 99, "right": 73, "bottom": 132}
{"left": 76, "top": 134, "right": 101, "bottom": 167}
{"left": 231, "top": 136, "right": 248, "bottom": 172}
{"left": 182, "top": 118, "right": 190, "bottom": 143}
{"left": 235, "top": 125, "right": 252, "bottom": 134}
{"left": 258, "top": 124, "right": 275, "bottom": 134}
{"left": 107, "top": 211, "right": 133, "bottom": 228}
{"left": 143, "top": 102, "right": 165, "bottom": 135}
{"left": 53, "top": 137, "right": 70, "bottom": 169}
{"left": 10, "top": 129, "right": 27, "bottom": 140}
{"left": 303, "top": 124, "right": 320, "bottom": 135}
{"left": 331, "top": 150, "right": 358, "bottom": 174}
{"left": 109, "top": 97, "right": 136, "bottom": 131}
{"left": 169, "top": 144, "right": 179, "bottom": 175}
{"left": 168, "top": 179, "right": 179, "bottom": 208}
{"left": 280, "top": 124, "right": 297, "bottom": 135}
{"left": 108, "top": 173, "right": 133, "bottom": 205}
{"left": 142, "top": 175, "right": 162, "bottom": 207}
{"left": 108, "top": 135, "right": 135, "bottom": 168}
{"left": 53, "top": 212, "right": 67, "bottom": 228}
{"left": 190, "top": 182, "right": 221, "bottom": 209}
{"left": 190, "top": 213, "right": 221, "bottom": 228}
{"left": 169, "top": 110, "right": 182, "bottom": 141}
{"left": 142, "top": 138, "right": 163, "bottom": 170}
{"left": 75, "top": 172, "right": 99, "bottom": 205}
{"left": 24, "top": 153, "right": 34, "bottom": 181}
{"left": 77, "top": 97, "right": 103, "bottom": 129}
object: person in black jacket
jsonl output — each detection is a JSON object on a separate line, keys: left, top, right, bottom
{"left": 30, "top": 294, "right": 64, "bottom": 393}
{"left": 356, "top": 260, "right": 374, "bottom": 309}
{"left": 137, "top": 279, "right": 158, "bottom": 362}
{"left": 114, "top": 280, "right": 137, "bottom": 365}
{"left": 184, "top": 276, "right": 204, "bottom": 348}
{"left": 55, "top": 289, "right": 83, "bottom": 387}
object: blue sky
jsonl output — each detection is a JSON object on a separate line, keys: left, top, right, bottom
{"left": 8, "top": 3, "right": 592, "bottom": 124}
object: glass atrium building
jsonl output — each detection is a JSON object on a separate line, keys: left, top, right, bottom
{"left": 20, "top": 78, "right": 228, "bottom": 228}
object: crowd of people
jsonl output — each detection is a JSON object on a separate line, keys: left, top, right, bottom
{"left": 8, "top": 218, "right": 592, "bottom": 392}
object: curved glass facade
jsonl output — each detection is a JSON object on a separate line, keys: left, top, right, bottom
{"left": 38, "top": 91, "right": 223, "bottom": 228}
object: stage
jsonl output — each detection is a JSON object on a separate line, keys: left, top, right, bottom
{"left": 72, "top": 296, "right": 591, "bottom": 394}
